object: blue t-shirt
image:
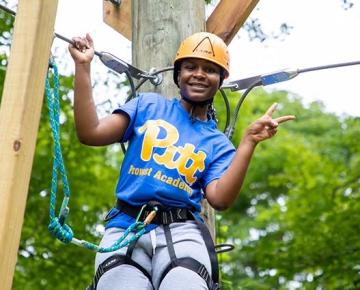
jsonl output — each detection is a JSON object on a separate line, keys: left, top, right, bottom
{"left": 106, "top": 93, "right": 235, "bottom": 230}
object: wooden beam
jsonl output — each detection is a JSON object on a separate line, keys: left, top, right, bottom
{"left": 0, "top": 1, "right": 58, "bottom": 289}
{"left": 103, "top": 0, "right": 132, "bottom": 40}
{"left": 206, "top": 0, "right": 260, "bottom": 44}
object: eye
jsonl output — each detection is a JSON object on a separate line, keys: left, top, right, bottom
{"left": 183, "top": 63, "right": 195, "bottom": 71}
{"left": 205, "top": 67, "right": 217, "bottom": 74}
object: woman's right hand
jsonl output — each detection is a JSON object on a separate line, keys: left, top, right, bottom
{"left": 68, "top": 33, "right": 95, "bottom": 64}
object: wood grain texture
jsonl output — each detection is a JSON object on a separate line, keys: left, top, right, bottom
{"left": 103, "top": 0, "right": 132, "bottom": 40}
{"left": 206, "top": 0, "right": 260, "bottom": 44}
{"left": 0, "top": 1, "right": 58, "bottom": 288}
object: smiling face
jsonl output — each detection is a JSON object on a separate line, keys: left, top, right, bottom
{"left": 177, "top": 58, "right": 221, "bottom": 103}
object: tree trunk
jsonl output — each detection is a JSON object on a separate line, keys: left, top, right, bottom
{"left": 131, "top": 0, "right": 216, "bottom": 237}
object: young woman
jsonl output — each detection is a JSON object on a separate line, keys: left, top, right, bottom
{"left": 69, "top": 32, "right": 295, "bottom": 290}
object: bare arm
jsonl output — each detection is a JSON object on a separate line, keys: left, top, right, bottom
{"left": 68, "top": 33, "right": 129, "bottom": 146}
{"left": 205, "top": 103, "right": 295, "bottom": 210}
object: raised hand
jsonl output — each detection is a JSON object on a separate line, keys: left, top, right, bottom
{"left": 68, "top": 33, "right": 94, "bottom": 64}
{"left": 244, "top": 103, "right": 296, "bottom": 144}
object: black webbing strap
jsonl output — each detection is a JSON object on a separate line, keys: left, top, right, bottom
{"left": 189, "top": 212, "right": 219, "bottom": 284}
{"left": 163, "top": 224, "right": 177, "bottom": 260}
{"left": 87, "top": 237, "right": 154, "bottom": 290}
{"left": 160, "top": 225, "right": 219, "bottom": 290}
{"left": 87, "top": 254, "right": 153, "bottom": 290}
{"left": 125, "top": 235, "right": 138, "bottom": 258}
{"left": 114, "top": 199, "right": 194, "bottom": 224}
{"left": 163, "top": 257, "right": 219, "bottom": 290}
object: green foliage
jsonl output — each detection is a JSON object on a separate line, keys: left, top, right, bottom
{"left": 3, "top": 60, "right": 358, "bottom": 288}
{"left": 0, "top": 0, "right": 13, "bottom": 98}
{"left": 0, "top": 1, "right": 14, "bottom": 47}
{"left": 214, "top": 89, "right": 360, "bottom": 289}
{"left": 1, "top": 53, "right": 359, "bottom": 289}
{"left": 1, "top": 3, "right": 359, "bottom": 287}
{"left": 12, "top": 72, "right": 123, "bottom": 289}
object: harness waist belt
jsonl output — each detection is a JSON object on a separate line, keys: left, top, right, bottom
{"left": 115, "top": 200, "right": 195, "bottom": 225}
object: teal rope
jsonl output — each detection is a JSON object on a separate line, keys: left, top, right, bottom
{"left": 45, "top": 61, "right": 73, "bottom": 244}
{"left": 45, "top": 59, "right": 150, "bottom": 252}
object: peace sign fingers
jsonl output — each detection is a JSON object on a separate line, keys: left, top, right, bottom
{"left": 264, "top": 103, "right": 278, "bottom": 117}
{"left": 264, "top": 103, "right": 296, "bottom": 124}
{"left": 275, "top": 115, "right": 296, "bottom": 124}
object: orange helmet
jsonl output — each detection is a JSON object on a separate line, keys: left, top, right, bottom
{"left": 173, "top": 32, "right": 230, "bottom": 86}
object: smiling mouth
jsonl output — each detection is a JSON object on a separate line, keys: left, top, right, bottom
{"left": 189, "top": 83, "right": 208, "bottom": 89}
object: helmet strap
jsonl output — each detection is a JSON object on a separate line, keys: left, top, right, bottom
{"left": 207, "top": 103, "right": 218, "bottom": 123}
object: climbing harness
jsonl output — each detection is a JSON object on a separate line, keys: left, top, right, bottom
{"left": 88, "top": 201, "right": 221, "bottom": 290}
{"left": 87, "top": 251, "right": 153, "bottom": 290}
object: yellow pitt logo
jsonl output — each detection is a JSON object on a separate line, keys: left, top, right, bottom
{"left": 138, "top": 120, "right": 206, "bottom": 185}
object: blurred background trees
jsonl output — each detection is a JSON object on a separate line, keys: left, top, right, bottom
{"left": 1, "top": 1, "right": 359, "bottom": 289}
{"left": 215, "top": 91, "right": 360, "bottom": 289}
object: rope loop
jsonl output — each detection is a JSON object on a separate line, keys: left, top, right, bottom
{"left": 48, "top": 217, "right": 74, "bottom": 244}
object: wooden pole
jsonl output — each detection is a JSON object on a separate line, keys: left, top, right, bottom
{"left": 0, "top": 1, "right": 58, "bottom": 289}
{"left": 131, "top": 0, "right": 216, "bottom": 235}
{"left": 132, "top": 0, "right": 205, "bottom": 96}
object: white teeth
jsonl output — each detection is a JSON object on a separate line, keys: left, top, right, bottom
{"left": 191, "top": 83, "right": 206, "bottom": 88}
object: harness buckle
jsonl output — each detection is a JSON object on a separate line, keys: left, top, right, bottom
{"left": 197, "top": 264, "right": 210, "bottom": 283}
{"left": 135, "top": 202, "right": 159, "bottom": 225}
{"left": 143, "top": 209, "right": 157, "bottom": 225}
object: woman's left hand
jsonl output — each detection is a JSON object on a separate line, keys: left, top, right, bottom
{"left": 244, "top": 103, "right": 296, "bottom": 144}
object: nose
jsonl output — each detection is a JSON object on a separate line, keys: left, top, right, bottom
{"left": 192, "top": 67, "right": 206, "bottom": 78}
